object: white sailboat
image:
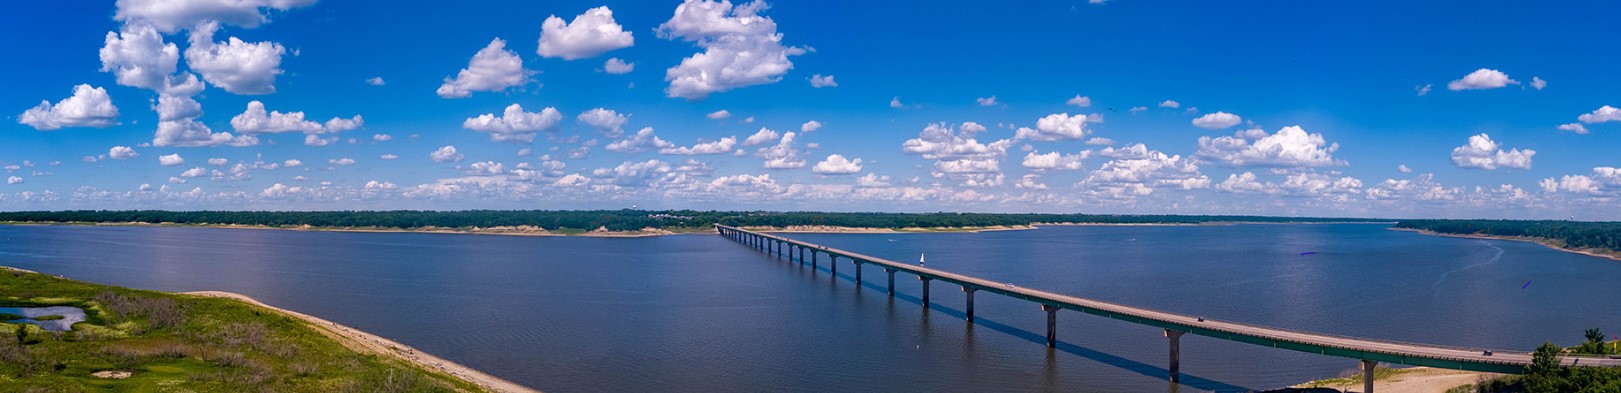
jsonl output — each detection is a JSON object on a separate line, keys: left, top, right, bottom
{"left": 919, "top": 253, "right": 925, "bottom": 266}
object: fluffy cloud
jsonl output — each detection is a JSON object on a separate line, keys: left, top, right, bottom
{"left": 1021, "top": 151, "right": 1088, "bottom": 171}
{"left": 1530, "top": 76, "right": 1547, "bottom": 90}
{"left": 800, "top": 120, "right": 823, "bottom": 132}
{"left": 657, "top": 0, "right": 806, "bottom": 99}
{"left": 536, "top": 6, "right": 634, "bottom": 60}
{"left": 366, "top": 77, "right": 385, "bottom": 86}
{"left": 742, "top": 128, "right": 780, "bottom": 146}
{"left": 1085, "top": 137, "right": 1114, "bottom": 146}
{"left": 430, "top": 145, "right": 463, "bottom": 163}
{"left": 99, "top": 24, "right": 179, "bottom": 91}
{"left": 602, "top": 58, "right": 634, "bottom": 74}
{"left": 605, "top": 127, "right": 675, "bottom": 153}
{"left": 1578, "top": 105, "right": 1621, "bottom": 124}
{"left": 18, "top": 84, "right": 121, "bottom": 130}
{"left": 185, "top": 22, "right": 286, "bottom": 95}
{"left": 231, "top": 101, "right": 363, "bottom": 134}
{"left": 976, "top": 96, "right": 999, "bottom": 106}
{"left": 812, "top": 154, "right": 862, "bottom": 174}
{"left": 283, "top": 159, "right": 303, "bottom": 167}
{"left": 578, "top": 108, "right": 629, "bottom": 137}
{"left": 1366, "top": 174, "right": 1459, "bottom": 201}
{"left": 661, "top": 137, "right": 737, "bottom": 155}
{"left": 1559, "top": 123, "right": 1589, "bottom": 134}
{"left": 1447, "top": 68, "right": 1518, "bottom": 91}
{"left": 1540, "top": 168, "right": 1621, "bottom": 195}
{"left": 437, "top": 38, "right": 532, "bottom": 98}
{"left": 154, "top": 119, "right": 258, "bottom": 147}
{"left": 1191, "top": 111, "right": 1242, "bottom": 129}
{"left": 463, "top": 104, "right": 563, "bottom": 143}
{"left": 1015, "top": 113, "right": 1093, "bottom": 141}
{"left": 1082, "top": 144, "right": 1209, "bottom": 197}
{"left": 810, "top": 74, "right": 837, "bottom": 88}
{"left": 114, "top": 0, "right": 317, "bottom": 33}
{"left": 1159, "top": 100, "right": 1180, "bottom": 109}
{"left": 755, "top": 131, "right": 805, "bottom": 169}
{"left": 706, "top": 109, "right": 732, "bottom": 120}
{"left": 109, "top": 146, "right": 139, "bottom": 160}
{"left": 7, "top": 176, "right": 22, "bottom": 185}
{"left": 1067, "top": 95, "right": 1091, "bottom": 107}
{"left": 1196, "top": 126, "right": 1342, "bottom": 167}
{"left": 158, "top": 154, "right": 185, "bottom": 166}
{"left": 329, "top": 158, "right": 355, "bottom": 166}
{"left": 154, "top": 91, "right": 203, "bottom": 121}
{"left": 208, "top": 158, "right": 228, "bottom": 166}
{"left": 1450, "top": 133, "right": 1534, "bottom": 170}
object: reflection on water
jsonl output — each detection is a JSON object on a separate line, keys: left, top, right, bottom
{"left": 1, "top": 224, "right": 1619, "bottom": 392}
{"left": 0, "top": 306, "right": 86, "bottom": 331}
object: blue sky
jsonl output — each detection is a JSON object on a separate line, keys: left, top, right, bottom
{"left": 2, "top": 0, "right": 1619, "bottom": 218}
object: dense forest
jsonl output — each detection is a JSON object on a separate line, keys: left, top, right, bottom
{"left": 0, "top": 210, "right": 1384, "bottom": 232}
{"left": 1395, "top": 219, "right": 1621, "bottom": 254}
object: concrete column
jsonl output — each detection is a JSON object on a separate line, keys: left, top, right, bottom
{"left": 963, "top": 287, "right": 977, "bottom": 322}
{"left": 919, "top": 277, "right": 932, "bottom": 307}
{"left": 1165, "top": 329, "right": 1185, "bottom": 383}
{"left": 1362, "top": 359, "right": 1377, "bottom": 393}
{"left": 809, "top": 250, "right": 817, "bottom": 266}
{"left": 886, "top": 268, "right": 897, "bottom": 296}
{"left": 797, "top": 246, "right": 804, "bottom": 263}
{"left": 1042, "top": 304, "right": 1059, "bottom": 348}
{"left": 831, "top": 255, "right": 838, "bottom": 274}
{"left": 854, "top": 262, "right": 863, "bottom": 284}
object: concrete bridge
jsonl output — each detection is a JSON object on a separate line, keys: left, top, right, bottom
{"left": 715, "top": 225, "right": 1621, "bottom": 392}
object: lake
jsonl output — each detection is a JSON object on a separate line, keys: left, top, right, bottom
{"left": 0, "top": 223, "right": 1617, "bottom": 392}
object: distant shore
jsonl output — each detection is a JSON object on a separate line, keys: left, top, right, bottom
{"left": 183, "top": 291, "right": 539, "bottom": 393}
{"left": 1288, "top": 366, "right": 1502, "bottom": 392}
{"left": 3, "top": 220, "right": 1402, "bottom": 239}
{"left": 1392, "top": 227, "right": 1621, "bottom": 262}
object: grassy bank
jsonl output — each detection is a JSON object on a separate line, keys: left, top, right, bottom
{"left": 0, "top": 268, "right": 490, "bottom": 392}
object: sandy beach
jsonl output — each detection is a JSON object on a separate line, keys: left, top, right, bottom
{"left": 183, "top": 291, "right": 539, "bottom": 393}
{"left": 1290, "top": 366, "right": 1501, "bottom": 392}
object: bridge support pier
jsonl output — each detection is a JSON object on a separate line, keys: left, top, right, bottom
{"left": 885, "top": 268, "right": 897, "bottom": 296}
{"left": 854, "top": 262, "right": 863, "bottom": 284}
{"left": 1362, "top": 360, "right": 1377, "bottom": 393}
{"left": 831, "top": 255, "right": 838, "bottom": 275}
{"left": 963, "top": 287, "right": 977, "bottom": 322}
{"left": 1042, "top": 304, "right": 1059, "bottom": 348}
{"left": 1165, "top": 329, "right": 1185, "bottom": 383}
{"left": 809, "top": 250, "right": 816, "bottom": 266}
{"left": 919, "top": 277, "right": 931, "bottom": 307}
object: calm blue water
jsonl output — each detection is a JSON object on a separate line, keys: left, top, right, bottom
{"left": 0, "top": 306, "right": 86, "bottom": 331}
{"left": 0, "top": 223, "right": 1618, "bottom": 392}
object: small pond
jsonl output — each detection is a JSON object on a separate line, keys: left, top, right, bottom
{"left": 0, "top": 306, "right": 87, "bottom": 332}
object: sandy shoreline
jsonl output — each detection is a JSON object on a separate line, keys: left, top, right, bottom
{"left": 1391, "top": 227, "right": 1621, "bottom": 262}
{"left": 1290, "top": 366, "right": 1501, "bottom": 392}
{"left": 183, "top": 291, "right": 539, "bottom": 393}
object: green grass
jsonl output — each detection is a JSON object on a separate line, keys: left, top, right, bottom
{"left": 0, "top": 313, "right": 20, "bottom": 321}
{"left": 30, "top": 315, "right": 63, "bottom": 321}
{"left": 0, "top": 268, "right": 491, "bottom": 392}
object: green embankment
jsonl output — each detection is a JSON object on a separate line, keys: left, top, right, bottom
{"left": 0, "top": 268, "right": 488, "bottom": 392}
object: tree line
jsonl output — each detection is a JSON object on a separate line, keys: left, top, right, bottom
{"left": 1394, "top": 219, "right": 1621, "bottom": 253}
{"left": 0, "top": 210, "right": 1385, "bottom": 232}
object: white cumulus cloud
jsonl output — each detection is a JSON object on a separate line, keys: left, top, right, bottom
{"left": 1067, "top": 95, "right": 1092, "bottom": 107}
{"left": 431, "top": 145, "right": 463, "bottom": 163}
{"left": 437, "top": 38, "right": 532, "bottom": 98}
{"left": 231, "top": 101, "right": 362, "bottom": 134}
{"left": 1191, "top": 111, "right": 1242, "bottom": 129}
{"left": 185, "top": 22, "right": 286, "bottom": 95}
{"left": 603, "top": 58, "right": 635, "bottom": 74}
{"left": 1578, "top": 105, "right": 1621, "bottom": 124}
{"left": 463, "top": 104, "right": 563, "bottom": 143}
{"left": 1450, "top": 133, "right": 1534, "bottom": 170}
{"left": 158, "top": 153, "right": 184, "bottom": 166}
{"left": 536, "top": 6, "right": 634, "bottom": 60}
{"left": 18, "top": 84, "right": 121, "bottom": 130}
{"left": 1447, "top": 68, "right": 1518, "bottom": 91}
{"left": 578, "top": 108, "right": 630, "bottom": 137}
{"left": 657, "top": 0, "right": 805, "bottom": 100}
{"left": 809, "top": 74, "right": 836, "bottom": 88}
{"left": 109, "top": 146, "right": 139, "bottom": 160}
{"left": 812, "top": 154, "right": 862, "bottom": 174}
{"left": 1015, "top": 113, "right": 1093, "bottom": 141}
{"left": 1196, "top": 126, "right": 1342, "bottom": 167}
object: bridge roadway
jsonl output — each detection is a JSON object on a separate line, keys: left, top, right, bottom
{"left": 715, "top": 225, "right": 1621, "bottom": 391}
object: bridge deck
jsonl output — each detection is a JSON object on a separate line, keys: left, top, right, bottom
{"left": 717, "top": 225, "right": 1621, "bottom": 374}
